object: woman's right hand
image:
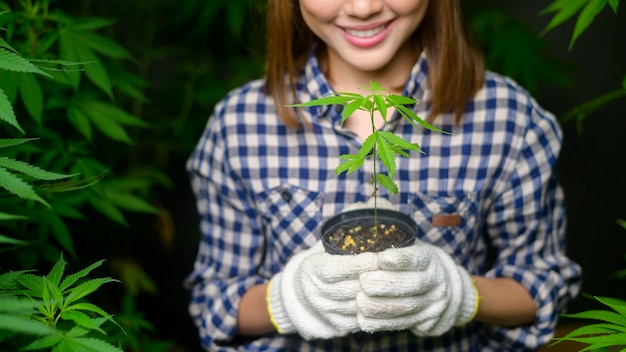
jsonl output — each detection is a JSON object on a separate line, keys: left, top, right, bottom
{"left": 266, "top": 242, "right": 378, "bottom": 340}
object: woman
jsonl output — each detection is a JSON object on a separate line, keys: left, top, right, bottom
{"left": 185, "top": 0, "right": 582, "bottom": 350}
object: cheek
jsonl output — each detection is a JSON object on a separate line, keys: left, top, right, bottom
{"left": 299, "top": 0, "right": 341, "bottom": 23}
{"left": 388, "top": 0, "right": 429, "bottom": 18}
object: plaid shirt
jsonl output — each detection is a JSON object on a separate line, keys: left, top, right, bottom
{"left": 185, "top": 51, "right": 582, "bottom": 351}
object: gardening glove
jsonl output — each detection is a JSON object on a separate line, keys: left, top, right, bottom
{"left": 267, "top": 241, "right": 379, "bottom": 340}
{"left": 356, "top": 240, "right": 479, "bottom": 336}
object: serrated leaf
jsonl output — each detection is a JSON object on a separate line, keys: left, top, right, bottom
{"left": 60, "top": 31, "right": 113, "bottom": 98}
{"left": 569, "top": 0, "right": 606, "bottom": 50}
{"left": 64, "top": 278, "right": 118, "bottom": 308}
{"left": 358, "top": 134, "right": 377, "bottom": 158}
{"left": 66, "top": 302, "right": 112, "bottom": 319}
{"left": 59, "top": 259, "right": 106, "bottom": 292}
{"left": 377, "top": 174, "right": 398, "bottom": 194}
{"left": 0, "top": 156, "right": 74, "bottom": 181}
{"left": 377, "top": 134, "right": 397, "bottom": 178}
{"left": 51, "top": 337, "right": 124, "bottom": 352}
{"left": 16, "top": 273, "right": 45, "bottom": 295}
{"left": 396, "top": 103, "right": 447, "bottom": 133}
{"left": 105, "top": 191, "right": 158, "bottom": 214}
{"left": 0, "top": 48, "right": 51, "bottom": 77}
{"left": 0, "top": 87, "right": 23, "bottom": 133}
{"left": 80, "top": 100, "right": 149, "bottom": 128}
{"left": 20, "top": 335, "right": 63, "bottom": 350}
{"left": 386, "top": 94, "right": 417, "bottom": 105}
{"left": 18, "top": 72, "right": 43, "bottom": 125}
{"left": 59, "top": 31, "right": 132, "bottom": 60}
{"left": 288, "top": 95, "right": 356, "bottom": 107}
{"left": 0, "top": 138, "right": 38, "bottom": 149}
{"left": 89, "top": 195, "right": 127, "bottom": 226}
{"left": 341, "top": 98, "right": 364, "bottom": 124}
{"left": 0, "top": 165, "right": 48, "bottom": 206}
{"left": 372, "top": 95, "right": 387, "bottom": 120}
{"left": 60, "top": 310, "right": 106, "bottom": 334}
{"left": 538, "top": 0, "right": 588, "bottom": 34}
{"left": 67, "top": 101, "right": 93, "bottom": 141}
{"left": 47, "top": 253, "right": 67, "bottom": 287}
{"left": 65, "top": 17, "right": 116, "bottom": 31}
{"left": 0, "top": 234, "right": 28, "bottom": 244}
{"left": 49, "top": 212, "right": 76, "bottom": 257}
{"left": 0, "top": 313, "right": 56, "bottom": 336}
{"left": 562, "top": 309, "right": 626, "bottom": 326}
{"left": 335, "top": 154, "right": 364, "bottom": 175}
{"left": 378, "top": 131, "right": 421, "bottom": 152}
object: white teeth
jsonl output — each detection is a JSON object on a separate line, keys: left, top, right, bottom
{"left": 345, "top": 25, "right": 386, "bottom": 38}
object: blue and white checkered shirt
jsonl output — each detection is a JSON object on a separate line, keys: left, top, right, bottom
{"left": 185, "top": 51, "right": 582, "bottom": 351}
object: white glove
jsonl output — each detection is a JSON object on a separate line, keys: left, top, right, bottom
{"left": 356, "top": 241, "right": 479, "bottom": 336}
{"left": 267, "top": 242, "right": 378, "bottom": 340}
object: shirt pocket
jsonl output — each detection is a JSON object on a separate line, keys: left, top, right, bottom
{"left": 407, "top": 192, "right": 478, "bottom": 261}
{"left": 256, "top": 183, "right": 324, "bottom": 273}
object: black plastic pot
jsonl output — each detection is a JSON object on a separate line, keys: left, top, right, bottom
{"left": 320, "top": 208, "right": 417, "bottom": 255}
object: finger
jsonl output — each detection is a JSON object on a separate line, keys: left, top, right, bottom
{"left": 356, "top": 287, "right": 446, "bottom": 318}
{"left": 302, "top": 271, "right": 361, "bottom": 301}
{"left": 304, "top": 252, "right": 379, "bottom": 282}
{"left": 377, "top": 245, "right": 433, "bottom": 271}
{"left": 300, "top": 283, "right": 359, "bottom": 315}
{"left": 359, "top": 270, "right": 440, "bottom": 296}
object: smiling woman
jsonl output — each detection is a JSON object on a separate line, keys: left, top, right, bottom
{"left": 184, "top": 0, "right": 582, "bottom": 350}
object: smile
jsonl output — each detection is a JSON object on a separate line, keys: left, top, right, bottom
{"left": 344, "top": 24, "right": 387, "bottom": 38}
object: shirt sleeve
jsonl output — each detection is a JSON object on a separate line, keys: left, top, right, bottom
{"left": 482, "top": 99, "right": 582, "bottom": 350}
{"left": 184, "top": 100, "right": 268, "bottom": 350}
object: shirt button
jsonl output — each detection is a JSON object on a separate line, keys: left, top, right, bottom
{"left": 281, "top": 191, "right": 292, "bottom": 202}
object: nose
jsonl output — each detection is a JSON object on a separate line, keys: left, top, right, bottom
{"left": 344, "top": 0, "right": 383, "bottom": 19}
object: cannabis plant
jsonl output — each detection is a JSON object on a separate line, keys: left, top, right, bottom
{"left": 290, "top": 81, "right": 445, "bottom": 211}
{"left": 0, "top": 254, "right": 123, "bottom": 351}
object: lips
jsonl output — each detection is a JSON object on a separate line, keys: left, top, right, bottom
{"left": 340, "top": 21, "right": 393, "bottom": 48}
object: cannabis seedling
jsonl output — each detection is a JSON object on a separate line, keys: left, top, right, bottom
{"left": 290, "top": 81, "right": 445, "bottom": 211}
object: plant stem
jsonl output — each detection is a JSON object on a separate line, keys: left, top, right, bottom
{"left": 370, "top": 108, "right": 379, "bottom": 233}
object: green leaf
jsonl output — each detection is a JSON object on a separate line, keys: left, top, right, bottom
{"left": 358, "top": 134, "right": 377, "bottom": 158}
{"left": 378, "top": 131, "right": 421, "bottom": 152}
{"left": 47, "top": 253, "right": 67, "bottom": 288}
{"left": 105, "top": 191, "right": 158, "bottom": 214}
{"left": 0, "top": 138, "right": 38, "bottom": 149}
{"left": 538, "top": 0, "right": 588, "bottom": 35}
{"left": 377, "top": 134, "right": 397, "bottom": 178}
{"left": 569, "top": 0, "right": 607, "bottom": 50}
{"left": 595, "top": 296, "right": 626, "bottom": 317}
{"left": 0, "top": 234, "right": 28, "bottom": 245}
{"left": 60, "top": 310, "right": 106, "bottom": 334}
{"left": 341, "top": 98, "right": 364, "bottom": 125}
{"left": 288, "top": 95, "right": 356, "bottom": 107}
{"left": 377, "top": 174, "right": 398, "bottom": 194}
{"left": 0, "top": 156, "right": 75, "bottom": 181}
{"left": 64, "top": 278, "right": 119, "bottom": 308}
{"left": 0, "top": 165, "right": 48, "bottom": 206}
{"left": 0, "top": 48, "right": 52, "bottom": 77}
{"left": 0, "top": 313, "right": 56, "bottom": 336}
{"left": 65, "top": 302, "right": 112, "bottom": 319}
{"left": 47, "top": 337, "right": 124, "bottom": 352}
{"left": 20, "top": 335, "right": 64, "bottom": 350}
{"left": 60, "top": 31, "right": 113, "bottom": 96}
{"left": 0, "top": 87, "right": 23, "bottom": 133}
{"left": 395, "top": 103, "right": 447, "bottom": 133}
{"left": 608, "top": 0, "right": 619, "bottom": 13}
{"left": 16, "top": 273, "right": 45, "bottom": 296}
{"left": 386, "top": 94, "right": 417, "bottom": 105}
{"left": 65, "top": 17, "right": 116, "bottom": 31}
{"left": 18, "top": 72, "right": 43, "bottom": 125}
{"left": 59, "top": 259, "right": 106, "bottom": 292}
{"left": 68, "top": 102, "right": 93, "bottom": 140}
{"left": 562, "top": 309, "right": 626, "bottom": 326}
{"left": 49, "top": 214, "right": 76, "bottom": 257}
{"left": 59, "top": 31, "right": 132, "bottom": 60}
{"left": 373, "top": 94, "right": 387, "bottom": 120}
{"left": 89, "top": 195, "right": 128, "bottom": 226}
{"left": 335, "top": 154, "right": 364, "bottom": 175}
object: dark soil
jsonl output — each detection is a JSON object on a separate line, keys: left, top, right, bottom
{"left": 323, "top": 219, "right": 413, "bottom": 254}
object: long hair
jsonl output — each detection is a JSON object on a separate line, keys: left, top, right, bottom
{"left": 264, "top": 0, "right": 484, "bottom": 128}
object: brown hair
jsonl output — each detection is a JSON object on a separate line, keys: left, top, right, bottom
{"left": 264, "top": 0, "right": 484, "bottom": 128}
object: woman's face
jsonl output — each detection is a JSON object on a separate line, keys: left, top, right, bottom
{"left": 299, "top": 0, "right": 429, "bottom": 75}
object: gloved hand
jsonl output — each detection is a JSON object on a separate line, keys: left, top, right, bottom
{"left": 356, "top": 241, "right": 479, "bottom": 336}
{"left": 267, "top": 242, "right": 378, "bottom": 340}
